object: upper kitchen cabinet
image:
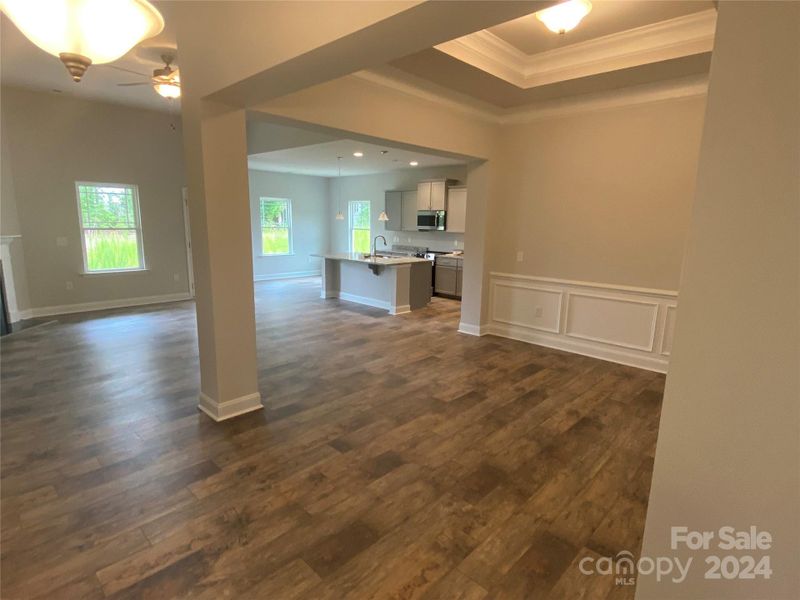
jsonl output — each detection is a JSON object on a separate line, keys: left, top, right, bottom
{"left": 446, "top": 186, "right": 467, "bottom": 233}
{"left": 417, "top": 179, "right": 457, "bottom": 211}
{"left": 384, "top": 191, "right": 403, "bottom": 231}
{"left": 401, "top": 190, "right": 417, "bottom": 232}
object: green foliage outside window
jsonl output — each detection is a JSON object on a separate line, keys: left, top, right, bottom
{"left": 260, "top": 198, "right": 292, "bottom": 255}
{"left": 349, "top": 201, "right": 370, "bottom": 254}
{"left": 77, "top": 183, "right": 142, "bottom": 271}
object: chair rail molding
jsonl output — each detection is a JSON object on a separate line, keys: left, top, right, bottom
{"left": 487, "top": 272, "right": 678, "bottom": 373}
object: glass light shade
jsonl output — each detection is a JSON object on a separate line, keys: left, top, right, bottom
{"left": 535, "top": 0, "right": 592, "bottom": 34}
{"left": 335, "top": 211, "right": 345, "bottom": 221}
{"left": 1, "top": 0, "right": 164, "bottom": 81}
{"left": 153, "top": 72, "right": 180, "bottom": 98}
{"left": 378, "top": 211, "right": 389, "bottom": 222}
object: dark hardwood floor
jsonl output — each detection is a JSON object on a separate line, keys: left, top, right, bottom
{"left": 0, "top": 277, "right": 664, "bottom": 599}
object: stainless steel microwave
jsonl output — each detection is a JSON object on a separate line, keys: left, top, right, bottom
{"left": 418, "top": 210, "right": 446, "bottom": 231}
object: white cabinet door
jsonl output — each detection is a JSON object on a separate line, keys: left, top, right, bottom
{"left": 416, "top": 181, "right": 431, "bottom": 210}
{"left": 435, "top": 265, "right": 458, "bottom": 295}
{"left": 446, "top": 187, "right": 467, "bottom": 233}
{"left": 401, "top": 190, "right": 418, "bottom": 231}
{"left": 384, "top": 191, "right": 402, "bottom": 231}
{"left": 430, "top": 180, "right": 447, "bottom": 211}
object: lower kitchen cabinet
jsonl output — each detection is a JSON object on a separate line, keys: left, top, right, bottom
{"left": 434, "top": 256, "right": 463, "bottom": 299}
{"left": 435, "top": 264, "right": 458, "bottom": 296}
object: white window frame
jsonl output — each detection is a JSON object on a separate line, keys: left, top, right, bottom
{"left": 348, "top": 200, "right": 371, "bottom": 254}
{"left": 75, "top": 181, "right": 146, "bottom": 274}
{"left": 259, "top": 197, "right": 294, "bottom": 256}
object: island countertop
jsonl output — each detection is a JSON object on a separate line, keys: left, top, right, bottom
{"left": 311, "top": 253, "right": 431, "bottom": 266}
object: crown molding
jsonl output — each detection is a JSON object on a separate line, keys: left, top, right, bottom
{"left": 436, "top": 9, "right": 717, "bottom": 89}
{"left": 500, "top": 73, "right": 709, "bottom": 124}
{"left": 351, "top": 69, "right": 708, "bottom": 127}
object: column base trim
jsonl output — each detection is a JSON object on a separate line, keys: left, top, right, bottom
{"left": 198, "top": 392, "right": 263, "bottom": 421}
{"left": 458, "top": 322, "right": 487, "bottom": 336}
{"left": 389, "top": 304, "right": 411, "bottom": 315}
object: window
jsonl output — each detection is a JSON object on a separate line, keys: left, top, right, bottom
{"left": 76, "top": 182, "right": 145, "bottom": 272}
{"left": 349, "top": 200, "right": 370, "bottom": 254}
{"left": 260, "top": 198, "right": 293, "bottom": 255}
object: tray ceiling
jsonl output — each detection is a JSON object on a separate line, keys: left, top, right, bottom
{"left": 390, "top": 1, "right": 716, "bottom": 109}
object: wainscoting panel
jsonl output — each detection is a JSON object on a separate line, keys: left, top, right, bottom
{"left": 565, "top": 292, "right": 658, "bottom": 352}
{"left": 492, "top": 281, "right": 563, "bottom": 334}
{"left": 487, "top": 272, "right": 678, "bottom": 373}
{"left": 661, "top": 304, "right": 678, "bottom": 356}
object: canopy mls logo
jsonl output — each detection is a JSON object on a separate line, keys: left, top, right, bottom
{"left": 579, "top": 550, "right": 692, "bottom": 586}
{"left": 579, "top": 526, "right": 774, "bottom": 586}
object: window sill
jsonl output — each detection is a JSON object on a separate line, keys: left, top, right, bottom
{"left": 259, "top": 253, "right": 295, "bottom": 258}
{"left": 80, "top": 268, "right": 149, "bottom": 276}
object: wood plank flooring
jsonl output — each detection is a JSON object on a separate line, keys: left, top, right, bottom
{"left": 0, "top": 278, "right": 664, "bottom": 599}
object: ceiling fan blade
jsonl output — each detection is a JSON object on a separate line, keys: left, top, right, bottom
{"left": 101, "top": 64, "right": 150, "bottom": 77}
{"left": 117, "top": 82, "right": 151, "bottom": 87}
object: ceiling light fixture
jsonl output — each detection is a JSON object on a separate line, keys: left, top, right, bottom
{"left": 153, "top": 75, "right": 180, "bottom": 99}
{"left": 335, "top": 156, "right": 345, "bottom": 221}
{"left": 353, "top": 151, "right": 364, "bottom": 158}
{"left": 535, "top": 0, "right": 592, "bottom": 34}
{"left": 0, "top": 0, "right": 165, "bottom": 82}
{"left": 378, "top": 211, "right": 389, "bottom": 222}
{"left": 409, "top": 161, "right": 419, "bottom": 166}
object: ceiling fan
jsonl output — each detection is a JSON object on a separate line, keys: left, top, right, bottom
{"left": 110, "top": 54, "right": 181, "bottom": 99}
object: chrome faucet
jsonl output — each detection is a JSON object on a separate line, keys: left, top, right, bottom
{"left": 372, "top": 235, "right": 387, "bottom": 257}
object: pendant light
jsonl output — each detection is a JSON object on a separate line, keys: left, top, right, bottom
{"left": 335, "top": 156, "right": 345, "bottom": 221}
{"left": 0, "top": 0, "right": 165, "bottom": 82}
{"left": 378, "top": 211, "right": 389, "bottom": 222}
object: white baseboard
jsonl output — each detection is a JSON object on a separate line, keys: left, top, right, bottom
{"left": 334, "top": 291, "right": 391, "bottom": 311}
{"left": 458, "top": 322, "right": 488, "bottom": 336}
{"left": 390, "top": 304, "right": 411, "bottom": 315}
{"left": 488, "top": 322, "right": 669, "bottom": 373}
{"left": 254, "top": 270, "right": 320, "bottom": 282}
{"left": 26, "top": 292, "right": 193, "bottom": 319}
{"left": 487, "top": 273, "right": 677, "bottom": 373}
{"left": 9, "top": 308, "right": 33, "bottom": 323}
{"left": 198, "top": 391, "right": 263, "bottom": 421}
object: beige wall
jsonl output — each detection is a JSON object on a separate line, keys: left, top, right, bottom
{"left": 493, "top": 95, "right": 706, "bottom": 291}
{"left": 638, "top": 1, "right": 799, "bottom": 597}
{"left": 1, "top": 110, "right": 31, "bottom": 313}
{"left": 1, "top": 87, "right": 189, "bottom": 311}
{"left": 248, "top": 169, "right": 329, "bottom": 278}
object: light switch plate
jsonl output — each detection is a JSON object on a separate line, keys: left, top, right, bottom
{"left": 56, "top": 236, "right": 68, "bottom": 247}
{"left": 516, "top": 251, "right": 524, "bottom": 262}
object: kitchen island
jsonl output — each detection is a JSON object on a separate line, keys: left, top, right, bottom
{"left": 312, "top": 253, "right": 432, "bottom": 315}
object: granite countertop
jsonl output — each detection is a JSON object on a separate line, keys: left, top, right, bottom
{"left": 312, "top": 253, "right": 431, "bottom": 266}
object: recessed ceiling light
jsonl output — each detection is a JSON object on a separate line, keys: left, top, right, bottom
{"left": 536, "top": 0, "right": 592, "bottom": 34}
{"left": 409, "top": 161, "right": 419, "bottom": 166}
{"left": 353, "top": 151, "right": 364, "bottom": 157}
{"left": 380, "top": 150, "right": 389, "bottom": 155}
